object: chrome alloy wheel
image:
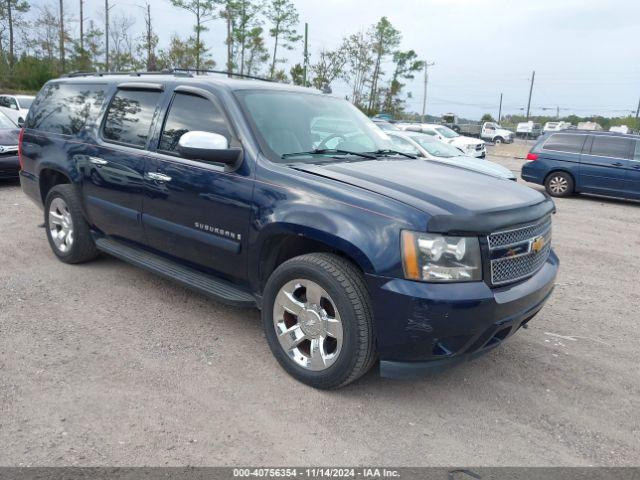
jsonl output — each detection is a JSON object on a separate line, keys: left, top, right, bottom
{"left": 273, "top": 279, "right": 344, "bottom": 371}
{"left": 48, "top": 197, "right": 75, "bottom": 253}
{"left": 548, "top": 175, "right": 568, "bottom": 195}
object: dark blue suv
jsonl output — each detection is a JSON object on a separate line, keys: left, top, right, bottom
{"left": 19, "top": 72, "right": 559, "bottom": 388}
{"left": 522, "top": 130, "right": 640, "bottom": 200}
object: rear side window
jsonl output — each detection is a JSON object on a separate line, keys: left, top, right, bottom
{"left": 589, "top": 136, "right": 633, "bottom": 159}
{"left": 634, "top": 141, "right": 640, "bottom": 161}
{"left": 102, "top": 90, "right": 161, "bottom": 147}
{"left": 543, "top": 134, "right": 586, "bottom": 153}
{"left": 158, "top": 93, "right": 228, "bottom": 153}
{"left": 26, "top": 83, "right": 106, "bottom": 135}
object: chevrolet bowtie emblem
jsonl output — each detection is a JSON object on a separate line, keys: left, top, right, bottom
{"left": 531, "top": 236, "right": 546, "bottom": 254}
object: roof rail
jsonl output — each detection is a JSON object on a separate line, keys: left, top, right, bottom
{"left": 172, "top": 68, "right": 273, "bottom": 82}
{"left": 62, "top": 70, "right": 192, "bottom": 78}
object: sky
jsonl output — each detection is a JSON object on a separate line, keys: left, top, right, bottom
{"left": 26, "top": 0, "right": 640, "bottom": 120}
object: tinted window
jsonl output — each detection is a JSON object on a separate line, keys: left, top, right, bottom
{"left": 590, "top": 136, "right": 633, "bottom": 159}
{"left": 103, "top": 90, "right": 160, "bottom": 147}
{"left": 159, "top": 93, "right": 228, "bottom": 152}
{"left": 543, "top": 134, "right": 586, "bottom": 153}
{"left": 26, "top": 83, "right": 106, "bottom": 135}
{"left": 635, "top": 141, "right": 640, "bottom": 161}
{"left": 0, "top": 96, "right": 11, "bottom": 108}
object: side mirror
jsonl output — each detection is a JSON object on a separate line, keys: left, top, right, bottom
{"left": 18, "top": 117, "right": 25, "bottom": 127}
{"left": 178, "top": 131, "right": 241, "bottom": 166}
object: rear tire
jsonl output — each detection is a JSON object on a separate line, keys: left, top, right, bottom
{"left": 545, "top": 171, "right": 574, "bottom": 197}
{"left": 45, "top": 184, "right": 99, "bottom": 264}
{"left": 262, "top": 253, "right": 376, "bottom": 389}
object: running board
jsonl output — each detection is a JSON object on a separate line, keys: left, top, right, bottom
{"left": 95, "top": 238, "right": 256, "bottom": 308}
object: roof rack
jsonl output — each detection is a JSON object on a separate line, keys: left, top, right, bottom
{"left": 172, "top": 68, "right": 273, "bottom": 82}
{"left": 62, "top": 70, "right": 193, "bottom": 78}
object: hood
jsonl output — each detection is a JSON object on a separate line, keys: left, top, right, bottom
{"left": 292, "top": 159, "right": 552, "bottom": 233}
{"left": 430, "top": 156, "right": 515, "bottom": 180}
{"left": 0, "top": 128, "right": 19, "bottom": 146}
{"left": 449, "top": 136, "right": 484, "bottom": 147}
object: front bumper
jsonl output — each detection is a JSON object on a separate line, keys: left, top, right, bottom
{"left": 467, "top": 145, "right": 487, "bottom": 158}
{"left": 366, "top": 249, "right": 559, "bottom": 378}
{"left": 0, "top": 155, "right": 19, "bottom": 179}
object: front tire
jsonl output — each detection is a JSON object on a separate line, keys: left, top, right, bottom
{"left": 545, "top": 171, "right": 574, "bottom": 197}
{"left": 45, "top": 184, "right": 99, "bottom": 264}
{"left": 262, "top": 253, "right": 376, "bottom": 389}
{"left": 494, "top": 136, "right": 504, "bottom": 144}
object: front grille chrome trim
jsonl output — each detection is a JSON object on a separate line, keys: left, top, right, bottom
{"left": 487, "top": 216, "right": 552, "bottom": 286}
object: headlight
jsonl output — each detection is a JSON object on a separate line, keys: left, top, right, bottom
{"left": 401, "top": 231, "right": 482, "bottom": 282}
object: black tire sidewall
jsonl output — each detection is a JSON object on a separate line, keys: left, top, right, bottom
{"left": 262, "top": 259, "right": 365, "bottom": 388}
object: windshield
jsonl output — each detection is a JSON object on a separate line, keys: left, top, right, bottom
{"left": 434, "top": 126, "right": 459, "bottom": 138}
{"left": 16, "top": 96, "right": 33, "bottom": 109}
{"left": 0, "top": 111, "right": 16, "bottom": 128}
{"left": 235, "top": 90, "right": 393, "bottom": 163}
{"left": 412, "top": 136, "right": 464, "bottom": 157}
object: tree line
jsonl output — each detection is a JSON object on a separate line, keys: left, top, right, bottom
{"left": 0, "top": 0, "right": 425, "bottom": 116}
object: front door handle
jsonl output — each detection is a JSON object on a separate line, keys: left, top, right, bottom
{"left": 89, "top": 157, "right": 108, "bottom": 166}
{"left": 611, "top": 162, "right": 623, "bottom": 167}
{"left": 146, "top": 172, "right": 172, "bottom": 182}
{"left": 633, "top": 164, "right": 640, "bottom": 170}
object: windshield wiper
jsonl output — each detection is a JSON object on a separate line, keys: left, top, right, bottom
{"left": 281, "top": 149, "right": 376, "bottom": 160}
{"left": 371, "top": 149, "right": 417, "bottom": 159}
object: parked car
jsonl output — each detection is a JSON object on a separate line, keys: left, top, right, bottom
{"left": 480, "top": 122, "right": 515, "bottom": 144}
{"left": 0, "top": 109, "right": 20, "bottom": 179}
{"left": 371, "top": 119, "right": 399, "bottom": 131}
{"left": 396, "top": 123, "right": 487, "bottom": 158}
{"left": 516, "top": 121, "right": 543, "bottom": 139}
{"left": 522, "top": 131, "right": 640, "bottom": 200}
{"left": 0, "top": 94, "right": 34, "bottom": 120}
{"left": 0, "top": 105, "right": 25, "bottom": 126}
{"left": 577, "top": 121, "right": 603, "bottom": 131}
{"left": 441, "top": 114, "right": 514, "bottom": 144}
{"left": 543, "top": 121, "right": 572, "bottom": 133}
{"left": 20, "top": 73, "right": 558, "bottom": 389}
{"left": 386, "top": 130, "right": 516, "bottom": 180}
{"left": 609, "top": 125, "right": 630, "bottom": 134}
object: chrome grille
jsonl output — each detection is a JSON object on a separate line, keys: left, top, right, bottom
{"left": 488, "top": 217, "right": 552, "bottom": 286}
{"left": 488, "top": 216, "right": 551, "bottom": 249}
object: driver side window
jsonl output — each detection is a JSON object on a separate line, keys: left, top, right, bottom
{"left": 159, "top": 92, "right": 229, "bottom": 154}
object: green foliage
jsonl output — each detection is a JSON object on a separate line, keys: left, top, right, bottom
{"left": 157, "top": 34, "right": 215, "bottom": 70}
{"left": 265, "top": 0, "right": 301, "bottom": 79}
{"left": 169, "top": 0, "right": 221, "bottom": 70}
{"left": 481, "top": 113, "right": 495, "bottom": 122}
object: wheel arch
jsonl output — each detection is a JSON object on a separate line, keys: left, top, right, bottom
{"left": 39, "top": 168, "right": 72, "bottom": 204}
{"left": 252, "top": 224, "right": 376, "bottom": 295}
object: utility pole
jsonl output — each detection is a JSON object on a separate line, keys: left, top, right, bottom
{"left": 59, "top": 0, "right": 65, "bottom": 72}
{"left": 105, "top": 0, "right": 110, "bottom": 71}
{"left": 498, "top": 93, "right": 503, "bottom": 123}
{"left": 302, "top": 23, "right": 309, "bottom": 87}
{"left": 143, "top": 2, "right": 153, "bottom": 70}
{"left": 526, "top": 70, "right": 535, "bottom": 120}
{"left": 79, "top": 0, "right": 84, "bottom": 53}
{"left": 421, "top": 61, "right": 435, "bottom": 120}
{"left": 635, "top": 97, "right": 640, "bottom": 128}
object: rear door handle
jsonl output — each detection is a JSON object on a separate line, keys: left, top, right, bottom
{"left": 146, "top": 172, "right": 172, "bottom": 182}
{"left": 633, "top": 164, "right": 640, "bottom": 169}
{"left": 89, "top": 157, "right": 108, "bottom": 166}
{"left": 611, "top": 162, "right": 623, "bottom": 167}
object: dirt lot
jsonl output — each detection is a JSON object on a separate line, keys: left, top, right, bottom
{"left": 1, "top": 157, "right": 639, "bottom": 466}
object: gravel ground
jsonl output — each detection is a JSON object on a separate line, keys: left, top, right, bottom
{"left": 1, "top": 156, "right": 639, "bottom": 467}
